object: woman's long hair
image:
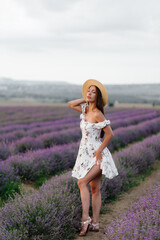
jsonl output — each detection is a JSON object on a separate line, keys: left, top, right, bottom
{"left": 95, "top": 86, "right": 105, "bottom": 138}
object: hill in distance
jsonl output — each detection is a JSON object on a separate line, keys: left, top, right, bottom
{"left": 0, "top": 77, "right": 159, "bottom": 105}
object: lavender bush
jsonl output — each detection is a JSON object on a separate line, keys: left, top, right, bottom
{"left": 100, "top": 133, "right": 160, "bottom": 204}
{"left": 0, "top": 172, "right": 82, "bottom": 240}
{"left": 109, "top": 116, "right": 160, "bottom": 151}
{"left": 7, "top": 142, "right": 79, "bottom": 182}
{"left": 0, "top": 165, "right": 21, "bottom": 203}
{"left": 111, "top": 111, "right": 159, "bottom": 129}
{"left": 103, "top": 176, "right": 160, "bottom": 240}
{"left": 0, "top": 142, "right": 11, "bottom": 160}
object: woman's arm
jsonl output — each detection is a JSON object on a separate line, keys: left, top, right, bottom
{"left": 67, "top": 98, "right": 86, "bottom": 113}
{"left": 93, "top": 111, "right": 114, "bottom": 165}
{"left": 95, "top": 111, "right": 114, "bottom": 153}
{"left": 97, "top": 125, "right": 114, "bottom": 153}
{"left": 93, "top": 125, "right": 114, "bottom": 165}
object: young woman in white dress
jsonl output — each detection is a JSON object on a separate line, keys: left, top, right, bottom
{"left": 68, "top": 79, "right": 118, "bottom": 237}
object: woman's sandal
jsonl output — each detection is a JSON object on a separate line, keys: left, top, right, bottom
{"left": 89, "top": 221, "right": 99, "bottom": 232}
{"left": 78, "top": 216, "right": 92, "bottom": 236}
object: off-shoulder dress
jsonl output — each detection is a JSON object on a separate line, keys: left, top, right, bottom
{"left": 71, "top": 102, "right": 119, "bottom": 179}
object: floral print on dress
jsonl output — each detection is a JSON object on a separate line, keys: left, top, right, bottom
{"left": 72, "top": 102, "right": 119, "bottom": 179}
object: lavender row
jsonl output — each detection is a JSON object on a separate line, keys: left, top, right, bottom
{"left": 108, "top": 111, "right": 159, "bottom": 131}
{"left": 0, "top": 128, "right": 81, "bottom": 160}
{"left": 0, "top": 104, "right": 118, "bottom": 127}
{"left": 109, "top": 115, "right": 160, "bottom": 151}
{"left": 0, "top": 120, "right": 79, "bottom": 142}
{"left": 0, "top": 111, "right": 158, "bottom": 143}
{"left": 0, "top": 116, "right": 78, "bottom": 134}
{"left": 1, "top": 105, "right": 148, "bottom": 127}
{"left": 103, "top": 177, "right": 160, "bottom": 240}
{"left": 0, "top": 141, "right": 80, "bottom": 182}
{"left": 0, "top": 105, "right": 80, "bottom": 127}
{"left": 100, "top": 132, "right": 160, "bottom": 205}
{"left": 107, "top": 108, "right": 159, "bottom": 120}
{"left": 1, "top": 116, "right": 160, "bottom": 186}
{"left": 1, "top": 114, "right": 160, "bottom": 162}
{"left": 1, "top": 114, "right": 160, "bottom": 191}
{"left": 0, "top": 133, "right": 160, "bottom": 239}
{"left": 0, "top": 107, "right": 157, "bottom": 134}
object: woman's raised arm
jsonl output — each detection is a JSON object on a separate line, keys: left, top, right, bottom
{"left": 68, "top": 98, "right": 86, "bottom": 113}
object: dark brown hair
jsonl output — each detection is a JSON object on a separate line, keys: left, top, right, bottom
{"left": 95, "top": 86, "right": 105, "bottom": 138}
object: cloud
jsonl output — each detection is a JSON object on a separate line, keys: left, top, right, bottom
{"left": 14, "top": 0, "right": 80, "bottom": 20}
{"left": 0, "top": 0, "right": 159, "bottom": 84}
{"left": 12, "top": 0, "right": 160, "bottom": 35}
{"left": 0, "top": 0, "right": 159, "bottom": 52}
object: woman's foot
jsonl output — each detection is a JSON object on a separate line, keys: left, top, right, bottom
{"left": 78, "top": 216, "right": 92, "bottom": 236}
{"left": 89, "top": 220, "right": 99, "bottom": 232}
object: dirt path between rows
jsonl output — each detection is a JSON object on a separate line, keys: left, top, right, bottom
{"left": 74, "top": 160, "right": 160, "bottom": 240}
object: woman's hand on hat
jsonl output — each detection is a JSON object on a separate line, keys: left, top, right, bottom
{"left": 93, "top": 150, "right": 102, "bottom": 165}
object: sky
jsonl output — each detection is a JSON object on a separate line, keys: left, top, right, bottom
{"left": 0, "top": 0, "right": 160, "bottom": 85}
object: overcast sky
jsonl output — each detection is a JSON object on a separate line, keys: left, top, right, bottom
{"left": 0, "top": 0, "right": 160, "bottom": 85}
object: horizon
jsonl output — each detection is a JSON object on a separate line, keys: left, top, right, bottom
{"left": 0, "top": 76, "right": 160, "bottom": 86}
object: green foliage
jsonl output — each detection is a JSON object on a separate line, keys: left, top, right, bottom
{"left": 18, "top": 143, "right": 27, "bottom": 153}
{"left": 0, "top": 181, "right": 21, "bottom": 207}
{"left": 108, "top": 102, "right": 114, "bottom": 107}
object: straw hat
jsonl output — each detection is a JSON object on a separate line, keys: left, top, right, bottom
{"left": 82, "top": 79, "right": 108, "bottom": 106}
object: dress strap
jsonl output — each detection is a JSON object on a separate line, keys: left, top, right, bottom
{"left": 81, "top": 103, "right": 88, "bottom": 115}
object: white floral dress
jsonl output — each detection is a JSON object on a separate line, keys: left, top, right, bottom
{"left": 72, "top": 102, "right": 119, "bottom": 180}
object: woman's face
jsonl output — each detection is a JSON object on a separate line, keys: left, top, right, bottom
{"left": 86, "top": 85, "right": 97, "bottom": 103}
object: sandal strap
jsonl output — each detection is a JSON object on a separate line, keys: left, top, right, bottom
{"left": 92, "top": 223, "right": 99, "bottom": 227}
{"left": 81, "top": 217, "right": 91, "bottom": 225}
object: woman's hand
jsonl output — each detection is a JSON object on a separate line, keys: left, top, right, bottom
{"left": 93, "top": 150, "right": 103, "bottom": 166}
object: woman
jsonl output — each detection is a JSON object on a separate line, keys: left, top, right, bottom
{"left": 68, "top": 79, "right": 118, "bottom": 237}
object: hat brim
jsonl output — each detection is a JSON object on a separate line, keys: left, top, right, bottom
{"left": 82, "top": 79, "right": 108, "bottom": 106}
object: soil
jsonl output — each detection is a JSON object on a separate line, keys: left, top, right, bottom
{"left": 74, "top": 160, "right": 160, "bottom": 240}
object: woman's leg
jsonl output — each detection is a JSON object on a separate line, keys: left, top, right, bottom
{"left": 89, "top": 172, "right": 102, "bottom": 224}
{"left": 77, "top": 164, "right": 102, "bottom": 221}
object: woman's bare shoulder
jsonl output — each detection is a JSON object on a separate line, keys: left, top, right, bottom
{"left": 94, "top": 109, "right": 105, "bottom": 121}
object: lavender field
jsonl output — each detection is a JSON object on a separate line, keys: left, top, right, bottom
{"left": 0, "top": 105, "right": 160, "bottom": 240}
